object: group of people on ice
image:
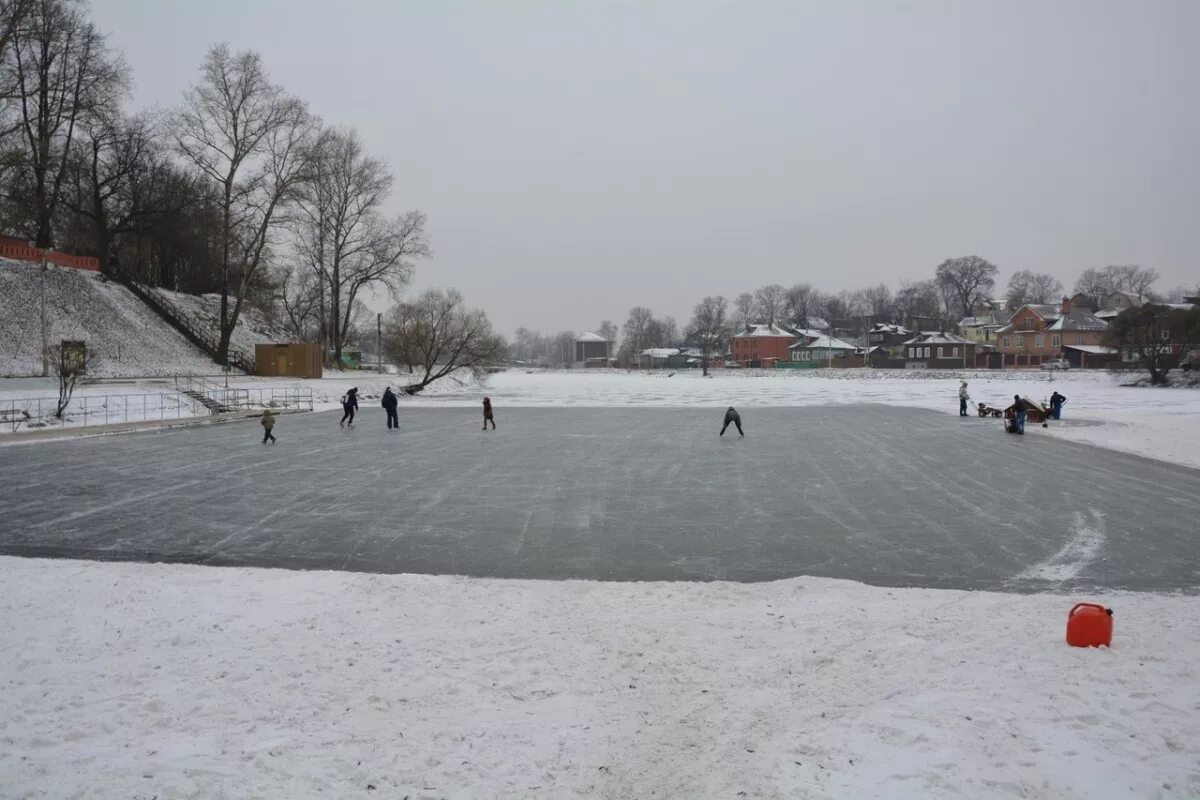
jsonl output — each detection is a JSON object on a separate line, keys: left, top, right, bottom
{"left": 329, "top": 385, "right": 495, "bottom": 434}
{"left": 958, "top": 380, "right": 1067, "bottom": 435}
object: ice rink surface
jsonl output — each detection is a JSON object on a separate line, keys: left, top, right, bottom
{"left": 2, "top": 405, "right": 1198, "bottom": 592}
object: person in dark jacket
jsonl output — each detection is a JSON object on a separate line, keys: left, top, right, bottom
{"left": 482, "top": 396, "right": 496, "bottom": 430}
{"left": 720, "top": 406, "right": 744, "bottom": 437}
{"left": 1049, "top": 391, "right": 1066, "bottom": 420}
{"left": 382, "top": 387, "right": 398, "bottom": 429}
{"left": 261, "top": 408, "right": 277, "bottom": 444}
{"left": 1012, "top": 394, "right": 1026, "bottom": 434}
{"left": 340, "top": 387, "right": 359, "bottom": 427}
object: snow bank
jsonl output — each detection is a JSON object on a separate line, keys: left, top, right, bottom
{"left": 1, "top": 557, "right": 1197, "bottom": 799}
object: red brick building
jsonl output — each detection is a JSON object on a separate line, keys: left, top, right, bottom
{"left": 731, "top": 323, "right": 795, "bottom": 366}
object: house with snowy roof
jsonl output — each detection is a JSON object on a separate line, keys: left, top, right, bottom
{"left": 789, "top": 333, "right": 858, "bottom": 363}
{"left": 957, "top": 308, "right": 1011, "bottom": 345}
{"left": 994, "top": 297, "right": 1109, "bottom": 367}
{"left": 731, "top": 323, "right": 796, "bottom": 367}
{"left": 866, "top": 323, "right": 913, "bottom": 355}
{"left": 902, "top": 332, "right": 975, "bottom": 369}
{"left": 573, "top": 331, "right": 611, "bottom": 365}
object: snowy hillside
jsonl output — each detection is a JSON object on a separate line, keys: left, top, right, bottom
{"left": 144, "top": 283, "right": 290, "bottom": 363}
{"left": 0, "top": 259, "right": 289, "bottom": 377}
{"left": 0, "top": 259, "right": 217, "bottom": 377}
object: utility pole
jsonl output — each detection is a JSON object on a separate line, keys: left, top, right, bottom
{"left": 377, "top": 312, "right": 383, "bottom": 373}
{"left": 40, "top": 254, "right": 48, "bottom": 377}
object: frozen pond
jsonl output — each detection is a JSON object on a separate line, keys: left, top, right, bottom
{"left": 1, "top": 406, "right": 1198, "bottom": 592}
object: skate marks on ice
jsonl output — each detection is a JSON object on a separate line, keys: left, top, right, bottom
{"left": 1011, "top": 509, "right": 1106, "bottom": 586}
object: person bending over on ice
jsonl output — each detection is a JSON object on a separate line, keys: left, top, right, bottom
{"left": 720, "top": 406, "right": 744, "bottom": 437}
{"left": 261, "top": 408, "right": 277, "bottom": 444}
{"left": 382, "top": 386, "right": 399, "bottom": 430}
{"left": 959, "top": 381, "right": 970, "bottom": 417}
{"left": 482, "top": 396, "right": 496, "bottom": 430}
{"left": 1013, "top": 394, "right": 1027, "bottom": 434}
{"left": 340, "top": 387, "right": 359, "bottom": 427}
{"left": 1049, "top": 390, "right": 1066, "bottom": 420}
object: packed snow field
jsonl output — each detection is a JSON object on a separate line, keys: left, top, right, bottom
{"left": 2, "top": 369, "right": 1199, "bottom": 798}
{"left": 3, "top": 558, "right": 1198, "bottom": 799}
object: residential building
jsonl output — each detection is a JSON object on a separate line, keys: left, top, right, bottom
{"left": 789, "top": 334, "right": 858, "bottom": 363}
{"left": 957, "top": 308, "right": 1011, "bottom": 345}
{"left": 573, "top": 332, "right": 610, "bottom": 364}
{"left": 731, "top": 323, "right": 795, "bottom": 366}
{"left": 866, "top": 323, "right": 912, "bottom": 354}
{"left": 995, "top": 297, "right": 1108, "bottom": 367}
{"left": 902, "top": 332, "right": 976, "bottom": 369}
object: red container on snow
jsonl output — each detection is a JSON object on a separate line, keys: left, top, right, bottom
{"left": 1066, "top": 603, "right": 1113, "bottom": 647}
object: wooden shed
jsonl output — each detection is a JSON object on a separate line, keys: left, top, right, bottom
{"left": 254, "top": 343, "right": 323, "bottom": 378}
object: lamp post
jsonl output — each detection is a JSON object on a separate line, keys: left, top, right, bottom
{"left": 40, "top": 254, "right": 48, "bottom": 377}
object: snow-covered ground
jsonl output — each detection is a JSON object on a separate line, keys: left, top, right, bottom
{"left": 2, "top": 557, "right": 1197, "bottom": 799}
{"left": 2, "top": 369, "right": 1199, "bottom": 798}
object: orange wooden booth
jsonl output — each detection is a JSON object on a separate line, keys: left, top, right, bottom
{"left": 254, "top": 343, "right": 323, "bottom": 378}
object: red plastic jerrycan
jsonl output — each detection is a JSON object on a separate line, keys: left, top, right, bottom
{"left": 1066, "top": 603, "right": 1113, "bottom": 647}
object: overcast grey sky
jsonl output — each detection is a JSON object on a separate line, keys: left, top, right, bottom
{"left": 92, "top": 0, "right": 1199, "bottom": 336}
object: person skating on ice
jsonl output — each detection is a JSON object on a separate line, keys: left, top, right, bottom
{"left": 482, "top": 396, "right": 496, "bottom": 430}
{"left": 261, "top": 408, "right": 277, "bottom": 444}
{"left": 382, "top": 386, "right": 399, "bottom": 430}
{"left": 340, "top": 387, "right": 359, "bottom": 427}
{"left": 720, "top": 406, "right": 743, "bottom": 437}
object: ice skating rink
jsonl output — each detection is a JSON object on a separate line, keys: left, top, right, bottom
{"left": 2, "top": 405, "right": 1198, "bottom": 592}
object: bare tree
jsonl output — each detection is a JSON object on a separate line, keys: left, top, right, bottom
{"left": 860, "top": 283, "right": 894, "bottom": 318}
{"left": 48, "top": 340, "right": 95, "bottom": 418}
{"left": 935, "top": 255, "right": 998, "bottom": 318}
{"left": 894, "top": 279, "right": 942, "bottom": 325}
{"left": 1072, "top": 266, "right": 1121, "bottom": 310}
{"left": 784, "top": 282, "right": 815, "bottom": 329}
{"left": 1005, "top": 270, "right": 1063, "bottom": 309}
{"left": 733, "top": 292, "right": 754, "bottom": 329}
{"left": 171, "top": 44, "right": 315, "bottom": 366}
{"left": 292, "top": 126, "right": 428, "bottom": 367}
{"left": 1114, "top": 265, "right": 1160, "bottom": 302}
{"left": 685, "top": 295, "right": 728, "bottom": 376}
{"left": 597, "top": 319, "right": 617, "bottom": 361}
{"left": 1106, "top": 304, "right": 1195, "bottom": 385}
{"left": 384, "top": 288, "right": 504, "bottom": 392}
{"left": 622, "top": 306, "right": 654, "bottom": 355}
{"left": 754, "top": 284, "right": 786, "bottom": 327}
{"left": 4, "top": 0, "right": 129, "bottom": 247}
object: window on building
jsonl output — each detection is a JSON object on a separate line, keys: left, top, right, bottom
{"left": 1051, "top": 335, "right": 1060, "bottom": 347}
{"left": 1003, "top": 336, "right": 1010, "bottom": 348}
{"left": 952, "top": 346, "right": 958, "bottom": 357}
{"left": 923, "top": 346, "right": 930, "bottom": 358}
{"left": 1075, "top": 335, "right": 1083, "bottom": 345}
{"left": 1016, "top": 336, "right": 1024, "bottom": 348}
{"left": 937, "top": 346, "right": 944, "bottom": 358}
{"left": 1035, "top": 335, "right": 1044, "bottom": 348}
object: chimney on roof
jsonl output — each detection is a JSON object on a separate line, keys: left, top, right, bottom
{"left": 1060, "top": 296, "right": 1072, "bottom": 314}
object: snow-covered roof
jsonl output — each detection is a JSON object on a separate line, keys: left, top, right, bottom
{"left": 869, "top": 323, "right": 911, "bottom": 335}
{"left": 1064, "top": 345, "right": 1118, "bottom": 355}
{"left": 736, "top": 323, "right": 795, "bottom": 338}
{"left": 1046, "top": 309, "right": 1107, "bottom": 332}
{"left": 640, "top": 348, "right": 679, "bottom": 358}
{"left": 574, "top": 331, "right": 606, "bottom": 343}
{"left": 790, "top": 335, "right": 857, "bottom": 351}
{"left": 902, "top": 332, "right": 973, "bottom": 346}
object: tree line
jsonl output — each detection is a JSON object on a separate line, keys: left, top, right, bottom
{"left": 511, "top": 255, "right": 1196, "bottom": 369}
{"left": 0, "top": 0, "right": 502, "bottom": 380}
